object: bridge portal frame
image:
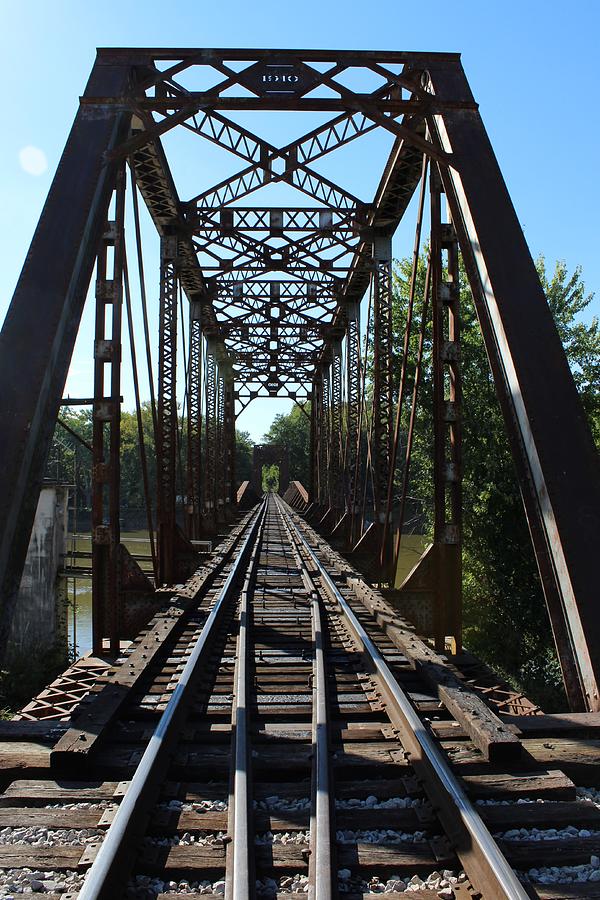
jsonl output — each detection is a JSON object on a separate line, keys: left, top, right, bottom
{"left": 0, "top": 49, "right": 598, "bottom": 710}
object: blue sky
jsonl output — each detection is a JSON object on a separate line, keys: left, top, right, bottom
{"left": 1, "top": 0, "right": 598, "bottom": 441}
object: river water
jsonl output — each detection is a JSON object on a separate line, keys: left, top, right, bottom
{"left": 65, "top": 531, "right": 153, "bottom": 657}
{"left": 65, "top": 531, "right": 428, "bottom": 658}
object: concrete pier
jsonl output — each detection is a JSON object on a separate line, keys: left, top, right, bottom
{"left": 6, "top": 485, "right": 69, "bottom": 666}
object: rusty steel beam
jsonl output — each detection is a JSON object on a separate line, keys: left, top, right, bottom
{"left": 91, "top": 167, "right": 126, "bottom": 657}
{"left": 371, "top": 235, "right": 394, "bottom": 528}
{"left": 430, "top": 166, "right": 462, "bottom": 653}
{"left": 427, "top": 59, "right": 600, "bottom": 711}
{"left": 156, "top": 236, "right": 179, "bottom": 585}
{"left": 186, "top": 301, "right": 203, "bottom": 540}
{"left": 0, "top": 56, "right": 131, "bottom": 660}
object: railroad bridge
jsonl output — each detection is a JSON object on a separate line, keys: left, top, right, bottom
{"left": 0, "top": 48, "right": 599, "bottom": 898}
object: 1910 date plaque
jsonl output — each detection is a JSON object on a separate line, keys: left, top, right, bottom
{"left": 238, "top": 61, "right": 319, "bottom": 97}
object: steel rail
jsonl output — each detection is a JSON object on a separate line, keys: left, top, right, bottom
{"left": 276, "top": 496, "right": 333, "bottom": 900}
{"left": 228, "top": 500, "right": 268, "bottom": 900}
{"left": 278, "top": 500, "right": 530, "bottom": 900}
{"left": 77, "top": 498, "right": 267, "bottom": 900}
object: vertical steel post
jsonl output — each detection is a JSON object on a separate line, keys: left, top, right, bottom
{"left": 157, "top": 235, "right": 179, "bottom": 585}
{"left": 427, "top": 59, "right": 600, "bottom": 708}
{"left": 186, "top": 300, "right": 203, "bottom": 539}
{"left": 222, "top": 370, "right": 236, "bottom": 510}
{"left": 310, "top": 370, "right": 324, "bottom": 507}
{"left": 216, "top": 367, "right": 226, "bottom": 520}
{"left": 0, "top": 59, "right": 131, "bottom": 661}
{"left": 330, "top": 339, "right": 343, "bottom": 515}
{"left": 321, "top": 363, "right": 331, "bottom": 509}
{"left": 204, "top": 341, "right": 218, "bottom": 527}
{"left": 345, "top": 302, "right": 361, "bottom": 538}
{"left": 91, "top": 164, "right": 126, "bottom": 656}
{"left": 372, "top": 235, "right": 394, "bottom": 530}
{"left": 431, "top": 166, "right": 462, "bottom": 652}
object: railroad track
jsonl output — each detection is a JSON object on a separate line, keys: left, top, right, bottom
{"left": 0, "top": 495, "right": 599, "bottom": 898}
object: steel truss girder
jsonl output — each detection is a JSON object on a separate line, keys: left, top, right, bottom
{"left": 430, "top": 167, "right": 462, "bottom": 653}
{"left": 0, "top": 47, "right": 597, "bottom": 720}
{"left": 204, "top": 343, "right": 218, "bottom": 521}
{"left": 426, "top": 60, "right": 600, "bottom": 711}
{"left": 0, "top": 58, "right": 132, "bottom": 660}
{"left": 91, "top": 166, "right": 126, "bottom": 657}
{"left": 345, "top": 303, "right": 361, "bottom": 522}
{"left": 157, "top": 236, "right": 179, "bottom": 585}
{"left": 371, "top": 236, "right": 394, "bottom": 525}
{"left": 186, "top": 303, "right": 203, "bottom": 539}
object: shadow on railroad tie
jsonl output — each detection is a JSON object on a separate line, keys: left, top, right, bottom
{"left": 251, "top": 620, "right": 314, "bottom": 659}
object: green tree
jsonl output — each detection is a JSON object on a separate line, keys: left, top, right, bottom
{"left": 262, "top": 464, "right": 279, "bottom": 492}
{"left": 391, "top": 253, "right": 598, "bottom": 708}
{"left": 235, "top": 429, "right": 253, "bottom": 483}
{"left": 262, "top": 403, "right": 311, "bottom": 486}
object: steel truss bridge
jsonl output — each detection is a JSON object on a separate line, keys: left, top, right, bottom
{"left": 0, "top": 46, "right": 599, "bottom": 726}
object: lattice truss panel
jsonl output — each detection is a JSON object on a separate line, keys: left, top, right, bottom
{"left": 114, "top": 50, "right": 442, "bottom": 409}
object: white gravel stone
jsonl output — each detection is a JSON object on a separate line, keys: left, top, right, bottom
{"left": 255, "top": 830, "right": 309, "bottom": 845}
{"left": 142, "top": 830, "right": 226, "bottom": 847}
{"left": 157, "top": 798, "right": 228, "bottom": 813}
{"left": 335, "top": 795, "right": 424, "bottom": 810}
{"left": 45, "top": 801, "right": 110, "bottom": 810}
{"left": 130, "top": 874, "right": 225, "bottom": 895}
{"left": 344, "top": 869, "right": 467, "bottom": 894}
{"left": 254, "top": 796, "right": 311, "bottom": 812}
{"left": 0, "top": 867, "right": 85, "bottom": 896}
{"left": 495, "top": 826, "right": 600, "bottom": 842}
{"left": 519, "top": 857, "right": 600, "bottom": 885}
{"left": 336, "top": 828, "right": 427, "bottom": 844}
{"left": 0, "top": 825, "right": 103, "bottom": 846}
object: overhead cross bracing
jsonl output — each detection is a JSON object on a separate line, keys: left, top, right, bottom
{"left": 110, "top": 49, "right": 433, "bottom": 412}
{"left": 0, "top": 48, "right": 599, "bottom": 718}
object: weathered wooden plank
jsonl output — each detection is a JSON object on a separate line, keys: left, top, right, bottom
{"left": 0, "top": 741, "right": 52, "bottom": 771}
{"left": 0, "top": 779, "right": 121, "bottom": 806}
{"left": 139, "top": 839, "right": 451, "bottom": 873}
{"left": 481, "top": 800, "right": 600, "bottom": 831}
{"left": 503, "top": 836, "right": 600, "bottom": 867}
{"left": 537, "top": 887, "right": 600, "bottom": 899}
{"left": 503, "top": 712, "right": 600, "bottom": 737}
{"left": 461, "top": 769, "right": 576, "bottom": 800}
{"left": 101, "top": 805, "right": 426, "bottom": 834}
{"left": 0, "top": 807, "right": 103, "bottom": 829}
{"left": 522, "top": 738, "right": 600, "bottom": 787}
{"left": 0, "top": 721, "right": 68, "bottom": 741}
{"left": 0, "top": 845, "right": 83, "bottom": 868}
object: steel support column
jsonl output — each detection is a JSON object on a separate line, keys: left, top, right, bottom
{"left": 186, "top": 300, "right": 203, "bottom": 540}
{"left": 216, "top": 368, "right": 226, "bottom": 520}
{"left": 309, "top": 369, "right": 324, "bottom": 507}
{"left": 371, "top": 235, "right": 394, "bottom": 530}
{"left": 222, "top": 370, "right": 236, "bottom": 510}
{"left": 431, "top": 166, "right": 462, "bottom": 652}
{"left": 157, "top": 235, "right": 179, "bottom": 585}
{"left": 204, "top": 341, "right": 218, "bottom": 527}
{"left": 345, "top": 302, "right": 361, "bottom": 539}
{"left": 91, "top": 166, "right": 126, "bottom": 656}
{"left": 427, "top": 59, "right": 600, "bottom": 710}
{"left": 329, "top": 339, "right": 344, "bottom": 515}
{"left": 0, "top": 58, "right": 131, "bottom": 659}
{"left": 320, "top": 363, "right": 331, "bottom": 509}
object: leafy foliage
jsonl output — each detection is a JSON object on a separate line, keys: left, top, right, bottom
{"left": 392, "top": 253, "right": 598, "bottom": 709}
{"left": 262, "top": 403, "right": 311, "bottom": 485}
{"left": 262, "top": 464, "right": 280, "bottom": 492}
